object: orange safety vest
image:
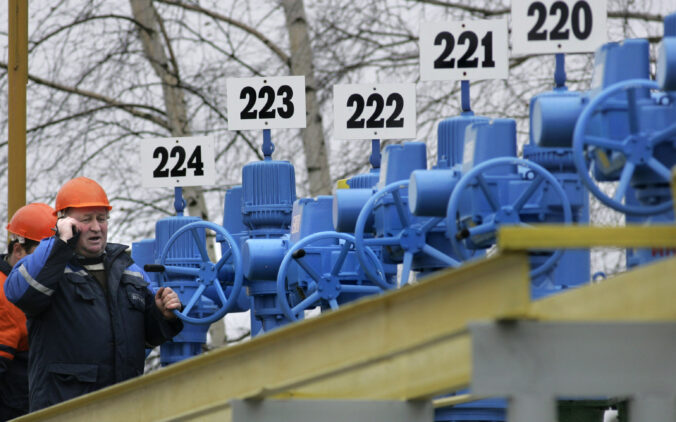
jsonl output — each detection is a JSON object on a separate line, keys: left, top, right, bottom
{"left": 0, "top": 271, "right": 28, "bottom": 360}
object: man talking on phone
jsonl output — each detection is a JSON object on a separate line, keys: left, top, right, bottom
{"left": 4, "top": 177, "right": 183, "bottom": 412}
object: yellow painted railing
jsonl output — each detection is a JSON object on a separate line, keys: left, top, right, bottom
{"left": 498, "top": 224, "right": 676, "bottom": 250}
{"left": 16, "top": 223, "right": 676, "bottom": 421}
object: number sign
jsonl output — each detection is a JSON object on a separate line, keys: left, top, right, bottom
{"left": 333, "top": 83, "right": 416, "bottom": 140}
{"left": 226, "top": 76, "right": 306, "bottom": 130}
{"left": 141, "top": 136, "right": 216, "bottom": 188}
{"left": 420, "top": 19, "right": 509, "bottom": 81}
{"left": 511, "top": 0, "right": 607, "bottom": 54}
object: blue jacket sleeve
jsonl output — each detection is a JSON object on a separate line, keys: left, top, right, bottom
{"left": 4, "top": 237, "right": 74, "bottom": 318}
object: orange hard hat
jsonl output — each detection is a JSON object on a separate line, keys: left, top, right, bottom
{"left": 54, "top": 177, "right": 112, "bottom": 215}
{"left": 7, "top": 203, "right": 58, "bottom": 242}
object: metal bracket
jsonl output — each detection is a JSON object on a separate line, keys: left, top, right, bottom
{"left": 470, "top": 321, "right": 676, "bottom": 421}
{"left": 230, "top": 399, "right": 433, "bottom": 422}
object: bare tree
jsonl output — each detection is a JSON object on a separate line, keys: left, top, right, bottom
{"left": 129, "top": 0, "right": 230, "bottom": 345}
{"left": 281, "top": 0, "right": 332, "bottom": 196}
{"left": 156, "top": 0, "right": 333, "bottom": 196}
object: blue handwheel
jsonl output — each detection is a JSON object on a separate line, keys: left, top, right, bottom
{"left": 159, "top": 221, "right": 243, "bottom": 325}
{"left": 573, "top": 78, "right": 675, "bottom": 216}
{"left": 354, "top": 180, "right": 462, "bottom": 287}
{"left": 446, "top": 157, "right": 572, "bottom": 278}
{"left": 276, "top": 231, "right": 388, "bottom": 321}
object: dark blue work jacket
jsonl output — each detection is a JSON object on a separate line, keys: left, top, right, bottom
{"left": 4, "top": 238, "right": 183, "bottom": 412}
{"left": 0, "top": 255, "right": 29, "bottom": 420}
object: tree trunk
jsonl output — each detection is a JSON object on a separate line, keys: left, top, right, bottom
{"left": 281, "top": 0, "right": 332, "bottom": 196}
{"left": 129, "top": 0, "right": 214, "bottom": 254}
{"left": 130, "top": 0, "right": 224, "bottom": 346}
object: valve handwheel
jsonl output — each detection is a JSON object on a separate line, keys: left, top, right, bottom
{"left": 276, "top": 231, "right": 388, "bottom": 321}
{"left": 573, "top": 78, "right": 675, "bottom": 216}
{"left": 158, "top": 221, "right": 243, "bottom": 325}
{"left": 354, "top": 180, "right": 462, "bottom": 287}
{"left": 446, "top": 157, "right": 573, "bottom": 278}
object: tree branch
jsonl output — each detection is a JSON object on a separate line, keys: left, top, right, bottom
{"left": 178, "top": 82, "right": 264, "bottom": 159}
{"left": 608, "top": 10, "right": 665, "bottom": 22}
{"left": 408, "top": 0, "right": 666, "bottom": 22}
{"left": 407, "top": 0, "right": 508, "bottom": 16}
{"left": 226, "top": 330, "right": 251, "bottom": 344}
{"left": 27, "top": 105, "right": 138, "bottom": 134}
{"left": 30, "top": 14, "right": 153, "bottom": 53}
{"left": 0, "top": 61, "right": 169, "bottom": 129}
{"left": 155, "top": 7, "right": 182, "bottom": 83}
{"left": 156, "top": 0, "right": 291, "bottom": 66}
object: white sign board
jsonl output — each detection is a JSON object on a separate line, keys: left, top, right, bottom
{"left": 140, "top": 136, "right": 216, "bottom": 188}
{"left": 419, "top": 19, "right": 509, "bottom": 81}
{"left": 226, "top": 76, "right": 306, "bottom": 130}
{"left": 511, "top": 0, "right": 607, "bottom": 55}
{"left": 333, "top": 83, "right": 417, "bottom": 140}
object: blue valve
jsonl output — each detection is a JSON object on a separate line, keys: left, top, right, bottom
{"left": 276, "top": 231, "right": 389, "bottom": 321}
{"left": 446, "top": 157, "right": 573, "bottom": 279}
{"left": 158, "top": 221, "right": 244, "bottom": 325}
{"left": 354, "top": 180, "right": 461, "bottom": 286}
{"left": 573, "top": 79, "right": 675, "bottom": 216}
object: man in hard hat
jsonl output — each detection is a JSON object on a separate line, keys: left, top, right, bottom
{"left": 4, "top": 177, "right": 184, "bottom": 412}
{"left": 0, "top": 203, "right": 57, "bottom": 420}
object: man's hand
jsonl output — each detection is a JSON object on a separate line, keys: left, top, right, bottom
{"left": 56, "top": 217, "right": 81, "bottom": 242}
{"left": 155, "top": 287, "right": 181, "bottom": 320}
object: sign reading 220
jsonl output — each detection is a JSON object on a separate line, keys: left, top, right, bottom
{"left": 419, "top": 19, "right": 509, "bottom": 81}
{"left": 511, "top": 0, "right": 607, "bottom": 54}
{"left": 227, "top": 76, "right": 307, "bottom": 130}
{"left": 141, "top": 136, "right": 216, "bottom": 188}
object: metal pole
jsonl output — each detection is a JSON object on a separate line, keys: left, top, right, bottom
{"left": 554, "top": 53, "right": 566, "bottom": 89}
{"left": 262, "top": 129, "right": 274, "bottom": 160}
{"left": 461, "top": 80, "right": 471, "bottom": 113}
{"left": 174, "top": 187, "right": 185, "bottom": 216}
{"left": 8, "top": 0, "right": 28, "bottom": 221}
{"left": 370, "top": 139, "right": 381, "bottom": 169}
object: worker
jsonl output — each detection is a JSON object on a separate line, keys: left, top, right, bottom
{"left": 4, "top": 177, "right": 184, "bottom": 412}
{"left": 0, "top": 203, "right": 57, "bottom": 420}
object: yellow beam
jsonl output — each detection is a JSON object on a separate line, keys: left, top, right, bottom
{"left": 498, "top": 225, "right": 676, "bottom": 250}
{"left": 271, "top": 325, "right": 472, "bottom": 400}
{"left": 8, "top": 0, "right": 28, "bottom": 220}
{"left": 17, "top": 251, "right": 676, "bottom": 421}
{"left": 529, "top": 255, "right": 676, "bottom": 321}
{"left": 163, "top": 255, "right": 676, "bottom": 421}
{"left": 433, "top": 394, "right": 486, "bottom": 408}
{"left": 16, "top": 253, "right": 530, "bottom": 422}
{"left": 285, "top": 259, "right": 676, "bottom": 403}
{"left": 163, "top": 401, "right": 233, "bottom": 422}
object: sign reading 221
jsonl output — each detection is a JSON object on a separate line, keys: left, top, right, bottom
{"left": 419, "top": 19, "right": 509, "bottom": 81}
